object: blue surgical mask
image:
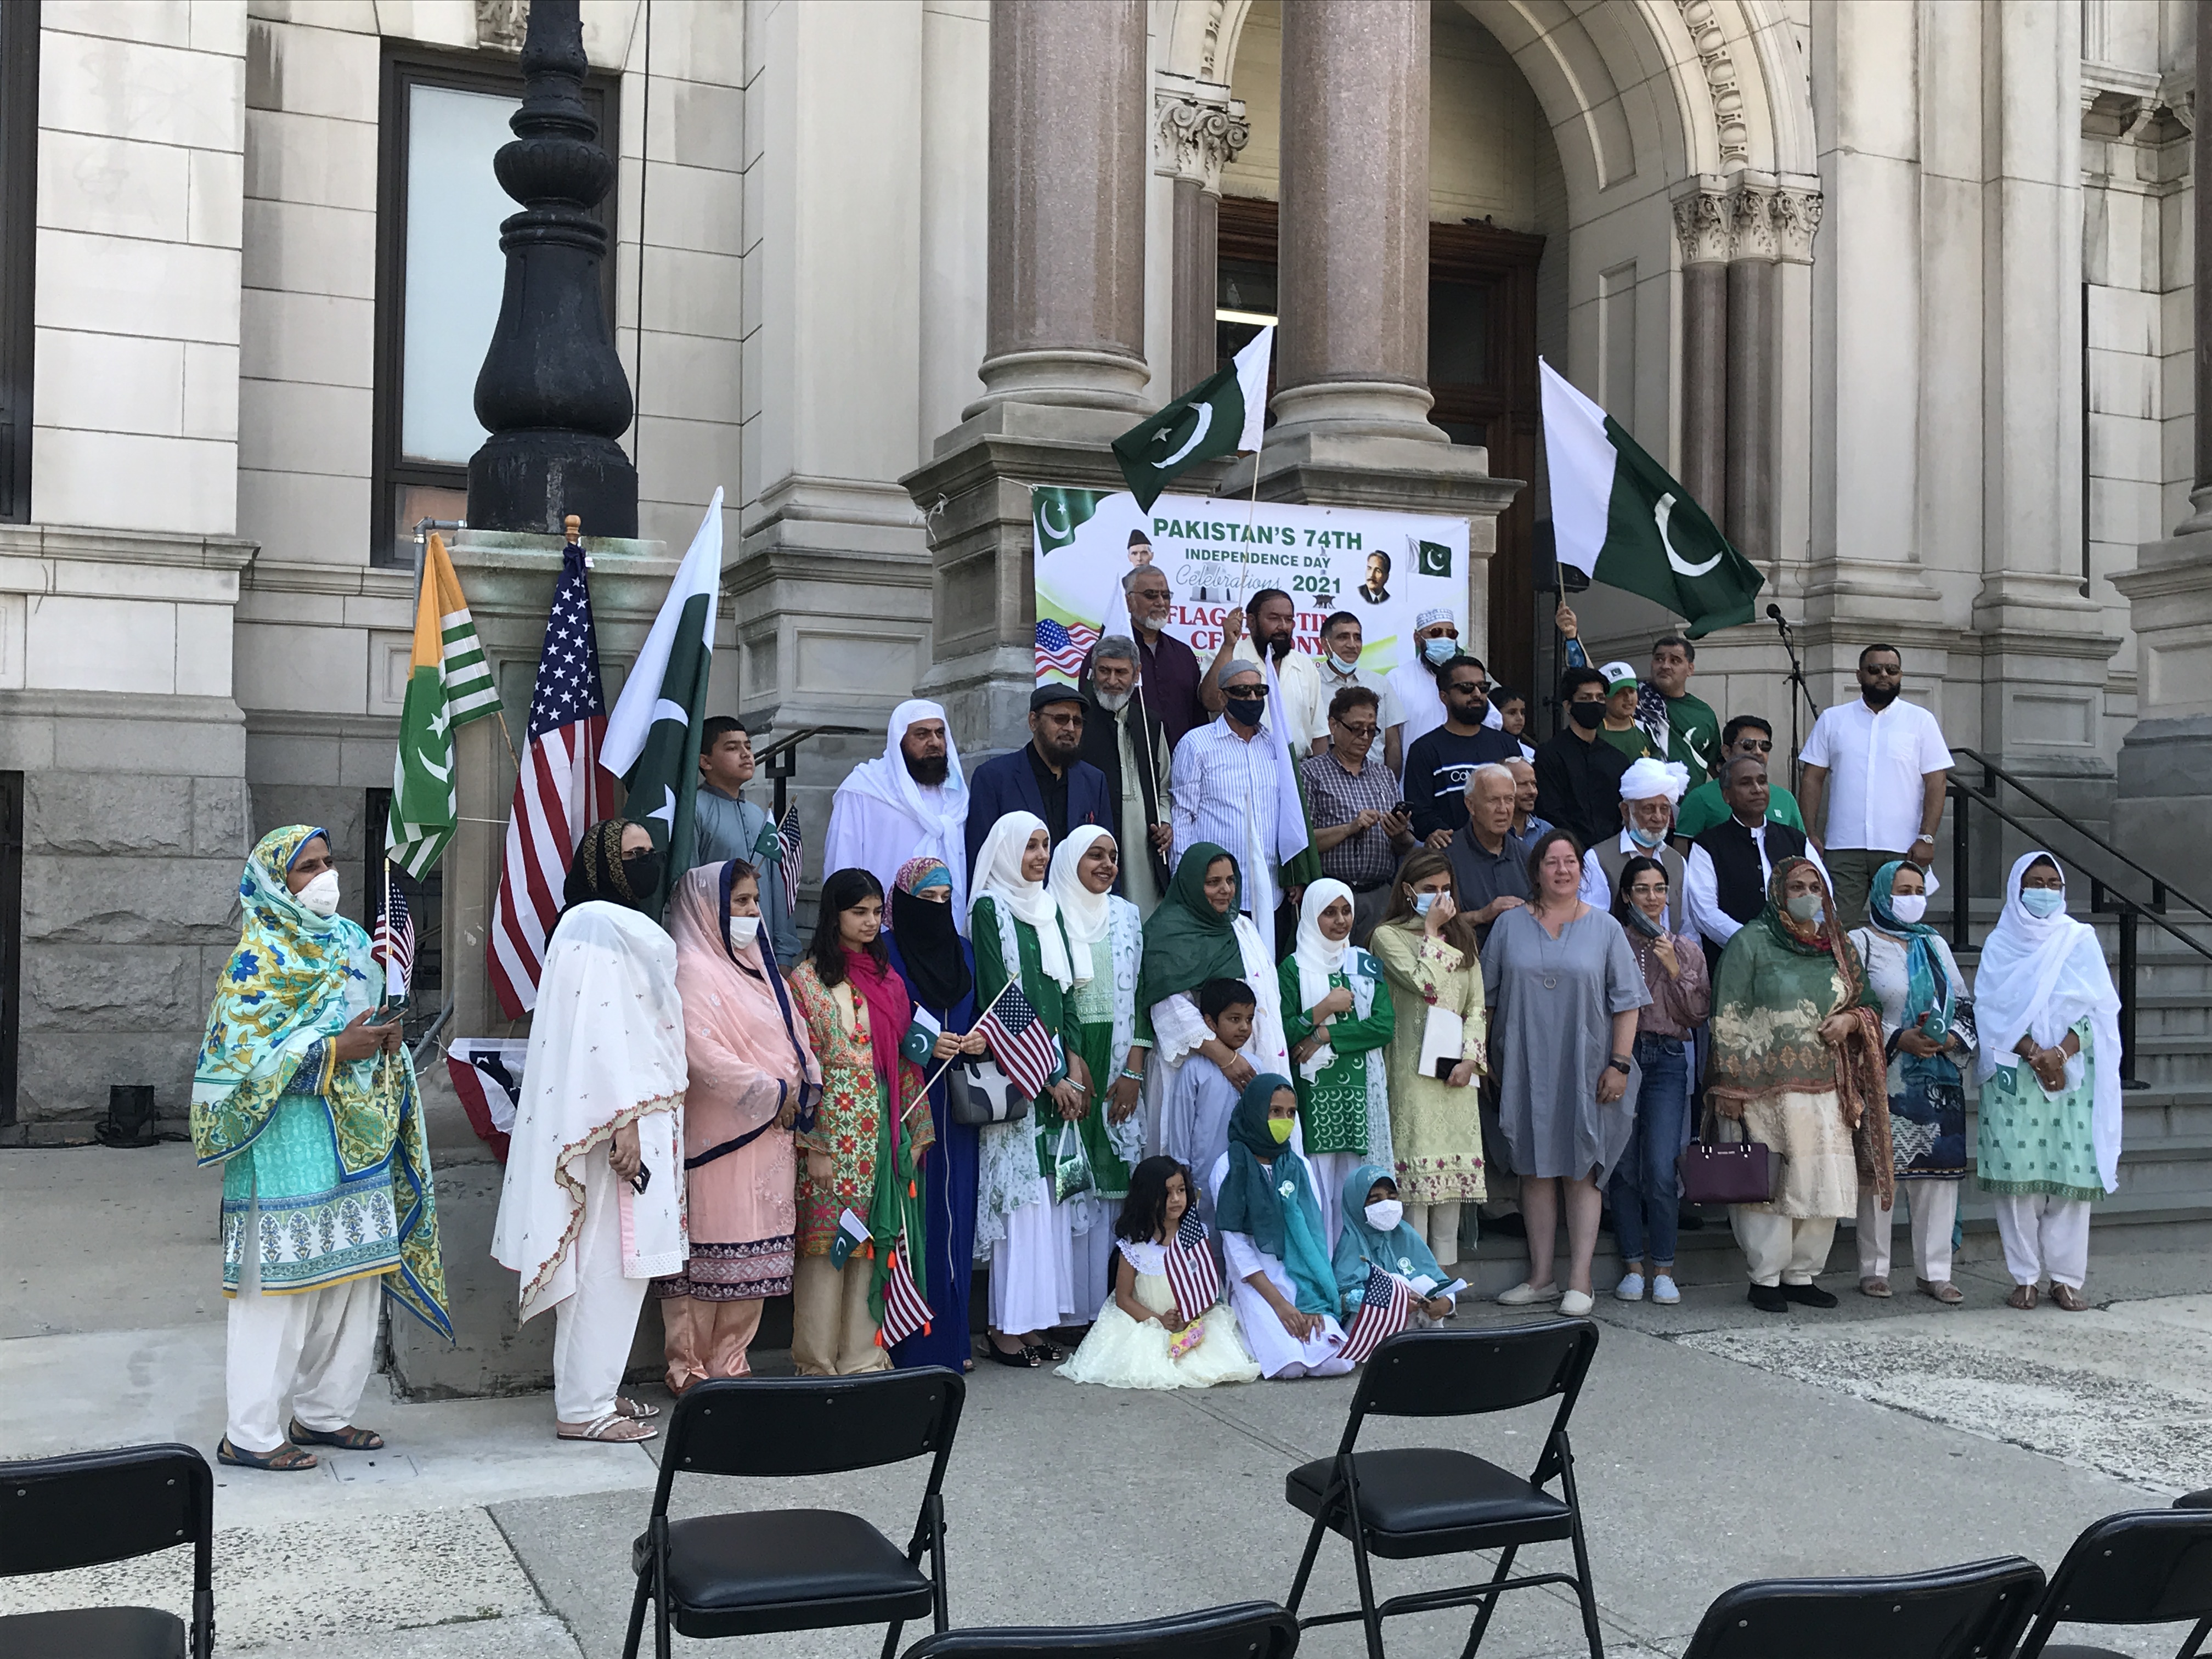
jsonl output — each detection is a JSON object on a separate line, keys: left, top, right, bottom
{"left": 1629, "top": 825, "right": 1666, "bottom": 849}
{"left": 2021, "top": 888, "right": 2064, "bottom": 918}
{"left": 1412, "top": 892, "right": 1438, "bottom": 916}
{"left": 1423, "top": 636, "right": 1457, "bottom": 665}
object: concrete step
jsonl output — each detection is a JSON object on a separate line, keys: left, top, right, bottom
{"left": 2109, "top": 1136, "right": 2212, "bottom": 1198}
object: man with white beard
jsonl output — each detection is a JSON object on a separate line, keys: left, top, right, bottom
{"left": 1076, "top": 635, "right": 1173, "bottom": 913}
{"left": 822, "top": 699, "right": 973, "bottom": 920}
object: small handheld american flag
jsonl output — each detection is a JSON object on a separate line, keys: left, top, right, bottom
{"left": 775, "top": 804, "right": 803, "bottom": 921}
{"left": 977, "top": 982, "right": 1061, "bottom": 1101}
{"left": 1162, "top": 1206, "right": 1221, "bottom": 1322}
{"left": 1035, "top": 618, "right": 1099, "bottom": 681}
{"left": 874, "top": 1234, "right": 933, "bottom": 1348}
{"left": 371, "top": 864, "right": 415, "bottom": 1002}
{"left": 1336, "top": 1264, "right": 1412, "bottom": 1365}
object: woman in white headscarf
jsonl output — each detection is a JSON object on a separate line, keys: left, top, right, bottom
{"left": 1974, "top": 851, "right": 2122, "bottom": 1311}
{"left": 822, "top": 698, "right": 970, "bottom": 921}
{"left": 1045, "top": 825, "right": 1150, "bottom": 1321}
{"left": 1278, "top": 877, "right": 1395, "bottom": 1244}
{"left": 970, "top": 811, "right": 1085, "bottom": 1365}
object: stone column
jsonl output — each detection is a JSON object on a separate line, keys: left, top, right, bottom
{"left": 2112, "top": 2, "right": 2212, "bottom": 873}
{"left": 1154, "top": 72, "right": 1249, "bottom": 393}
{"left": 1725, "top": 173, "right": 1779, "bottom": 566}
{"left": 971, "top": 0, "right": 1149, "bottom": 414}
{"left": 1671, "top": 176, "right": 1731, "bottom": 530}
{"left": 1270, "top": 0, "right": 1440, "bottom": 444}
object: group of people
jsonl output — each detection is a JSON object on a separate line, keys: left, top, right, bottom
{"left": 187, "top": 595, "right": 2129, "bottom": 1463}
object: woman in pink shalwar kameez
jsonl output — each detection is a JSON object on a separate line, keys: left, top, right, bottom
{"left": 653, "top": 860, "right": 822, "bottom": 1389}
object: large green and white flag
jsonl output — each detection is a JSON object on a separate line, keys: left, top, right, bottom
{"left": 387, "top": 533, "right": 502, "bottom": 879}
{"left": 1539, "top": 357, "right": 1763, "bottom": 637}
{"left": 1111, "top": 325, "right": 1273, "bottom": 511}
{"left": 601, "top": 489, "right": 723, "bottom": 915}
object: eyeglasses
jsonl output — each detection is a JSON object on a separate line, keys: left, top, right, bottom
{"left": 1734, "top": 739, "right": 1773, "bottom": 753}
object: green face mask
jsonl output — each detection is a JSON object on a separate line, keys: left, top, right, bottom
{"left": 1785, "top": 892, "right": 1825, "bottom": 925}
{"left": 1267, "top": 1116, "right": 1295, "bottom": 1144}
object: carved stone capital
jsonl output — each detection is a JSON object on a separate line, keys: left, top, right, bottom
{"left": 1153, "top": 71, "right": 1249, "bottom": 194}
{"left": 1728, "top": 177, "right": 1778, "bottom": 263}
{"left": 1770, "top": 187, "right": 1824, "bottom": 264}
{"left": 1671, "top": 178, "right": 1731, "bottom": 267}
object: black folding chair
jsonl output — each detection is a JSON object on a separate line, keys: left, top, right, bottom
{"left": 901, "top": 1600, "right": 1299, "bottom": 1659}
{"left": 2014, "top": 1508, "right": 2212, "bottom": 1659}
{"left": 1283, "top": 1319, "right": 1603, "bottom": 1659}
{"left": 0, "top": 1442, "right": 216, "bottom": 1659}
{"left": 2177, "top": 1492, "right": 2212, "bottom": 1512}
{"left": 622, "top": 1368, "right": 965, "bottom": 1659}
{"left": 1678, "top": 1558, "right": 2044, "bottom": 1659}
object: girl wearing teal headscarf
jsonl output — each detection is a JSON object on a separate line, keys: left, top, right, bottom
{"left": 193, "top": 826, "right": 448, "bottom": 1471}
{"left": 1210, "top": 1075, "right": 1354, "bottom": 1379}
{"left": 1331, "top": 1166, "right": 1459, "bottom": 1327}
{"left": 1846, "top": 858, "right": 1975, "bottom": 1304}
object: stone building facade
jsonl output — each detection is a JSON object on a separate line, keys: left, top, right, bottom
{"left": 2, "top": 0, "right": 2208, "bottom": 1128}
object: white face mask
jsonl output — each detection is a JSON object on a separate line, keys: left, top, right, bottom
{"left": 1888, "top": 894, "right": 1927, "bottom": 924}
{"left": 297, "top": 868, "right": 341, "bottom": 917}
{"left": 728, "top": 914, "right": 761, "bottom": 947}
{"left": 1331, "top": 646, "right": 1361, "bottom": 670}
{"left": 1364, "top": 1200, "right": 1404, "bottom": 1233}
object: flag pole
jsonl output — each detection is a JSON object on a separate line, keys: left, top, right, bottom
{"left": 918, "top": 976, "right": 1017, "bottom": 1094}
{"left": 378, "top": 856, "right": 394, "bottom": 1088}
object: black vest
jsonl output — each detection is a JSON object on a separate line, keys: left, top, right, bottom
{"left": 1695, "top": 817, "right": 1807, "bottom": 926}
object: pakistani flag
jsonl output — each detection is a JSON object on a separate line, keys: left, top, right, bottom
{"left": 1111, "top": 325, "right": 1273, "bottom": 510}
{"left": 1540, "top": 357, "right": 1763, "bottom": 637}
{"left": 601, "top": 489, "right": 723, "bottom": 915}
{"left": 387, "top": 533, "right": 501, "bottom": 879}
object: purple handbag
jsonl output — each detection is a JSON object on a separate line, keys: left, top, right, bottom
{"left": 1678, "top": 1107, "right": 1773, "bottom": 1205}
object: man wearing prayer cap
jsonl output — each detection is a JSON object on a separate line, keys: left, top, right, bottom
{"left": 962, "top": 683, "right": 1115, "bottom": 884}
{"left": 1580, "top": 757, "right": 1692, "bottom": 931}
{"left": 823, "top": 699, "right": 973, "bottom": 922}
{"left": 1390, "top": 606, "right": 1508, "bottom": 754}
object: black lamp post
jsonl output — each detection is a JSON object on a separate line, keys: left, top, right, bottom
{"left": 466, "top": 0, "right": 637, "bottom": 537}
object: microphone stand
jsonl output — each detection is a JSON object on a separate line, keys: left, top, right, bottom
{"left": 1768, "top": 605, "right": 1820, "bottom": 795}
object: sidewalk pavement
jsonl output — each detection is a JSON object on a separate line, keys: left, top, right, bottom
{"left": 4, "top": 1143, "right": 2207, "bottom": 1659}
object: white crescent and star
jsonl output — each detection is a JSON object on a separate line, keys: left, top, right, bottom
{"left": 1653, "top": 493, "right": 1724, "bottom": 578}
{"left": 1152, "top": 402, "right": 1214, "bottom": 469}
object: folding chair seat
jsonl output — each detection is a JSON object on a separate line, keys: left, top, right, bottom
{"left": 2014, "top": 1508, "right": 2212, "bottom": 1659}
{"left": 1677, "top": 1556, "right": 2045, "bottom": 1659}
{"left": 0, "top": 1443, "right": 216, "bottom": 1659}
{"left": 622, "top": 1368, "right": 964, "bottom": 1659}
{"left": 901, "top": 1599, "right": 1300, "bottom": 1659}
{"left": 1283, "top": 1319, "right": 1603, "bottom": 1659}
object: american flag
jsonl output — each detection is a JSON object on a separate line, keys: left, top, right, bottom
{"left": 1162, "top": 1206, "right": 1222, "bottom": 1322}
{"left": 1035, "top": 618, "right": 1098, "bottom": 681}
{"left": 874, "top": 1234, "right": 933, "bottom": 1348}
{"left": 776, "top": 803, "right": 803, "bottom": 921}
{"left": 977, "top": 982, "right": 1062, "bottom": 1102}
{"left": 371, "top": 864, "right": 414, "bottom": 1001}
{"left": 488, "top": 539, "right": 619, "bottom": 1017}
{"left": 1337, "top": 1265, "right": 1412, "bottom": 1365}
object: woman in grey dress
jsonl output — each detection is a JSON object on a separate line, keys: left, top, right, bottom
{"left": 1481, "top": 827, "right": 1649, "bottom": 1316}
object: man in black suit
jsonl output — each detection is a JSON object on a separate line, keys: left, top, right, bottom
{"left": 964, "top": 685, "right": 1115, "bottom": 884}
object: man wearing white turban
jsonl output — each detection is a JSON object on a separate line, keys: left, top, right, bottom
{"left": 1579, "top": 758, "right": 1692, "bottom": 931}
{"left": 823, "top": 700, "right": 971, "bottom": 923}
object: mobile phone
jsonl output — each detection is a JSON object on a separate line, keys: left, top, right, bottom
{"left": 628, "top": 1163, "right": 652, "bottom": 1196}
{"left": 1432, "top": 1056, "right": 1462, "bottom": 1081}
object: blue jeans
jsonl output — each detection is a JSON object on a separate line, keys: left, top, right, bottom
{"left": 1609, "top": 1034, "right": 1689, "bottom": 1269}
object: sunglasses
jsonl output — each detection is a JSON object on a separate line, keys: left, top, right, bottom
{"left": 1734, "top": 739, "right": 1774, "bottom": 753}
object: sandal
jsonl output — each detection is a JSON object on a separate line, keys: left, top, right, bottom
{"left": 984, "top": 1339, "right": 1039, "bottom": 1368}
{"left": 1029, "top": 1341, "right": 1065, "bottom": 1363}
{"left": 289, "top": 1420, "right": 384, "bottom": 1451}
{"left": 1859, "top": 1277, "right": 1892, "bottom": 1299}
{"left": 612, "top": 1395, "right": 661, "bottom": 1420}
{"left": 2007, "top": 1283, "right": 2039, "bottom": 1311}
{"left": 1916, "top": 1277, "right": 1963, "bottom": 1305}
{"left": 557, "top": 1412, "right": 656, "bottom": 1443}
{"left": 2051, "top": 1283, "right": 2089, "bottom": 1312}
{"left": 218, "top": 1436, "right": 318, "bottom": 1471}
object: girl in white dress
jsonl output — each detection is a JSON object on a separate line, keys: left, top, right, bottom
{"left": 1210, "top": 1075, "right": 1355, "bottom": 1380}
{"left": 1057, "top": 1156, "right": 1259, "bottom": 1390}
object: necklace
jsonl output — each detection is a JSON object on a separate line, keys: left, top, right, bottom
{"left": 1528, "top": 902, "right": 1575, "bottom": 987}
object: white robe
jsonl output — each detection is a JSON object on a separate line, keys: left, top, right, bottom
{"left": 822, "top": 698, "right": 971, "bottom": 921}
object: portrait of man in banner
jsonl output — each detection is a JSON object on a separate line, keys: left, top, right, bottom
{"left": 1358, "top": 549, "right": 1391, "bottom": 605}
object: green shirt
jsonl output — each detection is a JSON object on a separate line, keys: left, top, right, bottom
{"left": 1600, "top": 724, "right": 1659, "bottom": 762}
{"left": 1663, "top": 691, "right": 1722, "bottom": 778}
{"left": 1676, "top": 780, "right": 1805, "bottom": 842}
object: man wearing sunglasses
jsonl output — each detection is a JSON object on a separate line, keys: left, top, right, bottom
{"left": 1673, "top": 715, "right": 1808, "bottom": 843}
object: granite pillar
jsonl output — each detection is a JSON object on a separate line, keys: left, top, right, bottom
{"left": 1154, "top": 72, "right": 1249, "bottom": 393}
{"left": 1671, "top": 177, "right": 1731, "bottom": 533}
{"left": 1725, "top": 173, "right": 1778, "bottom": 568}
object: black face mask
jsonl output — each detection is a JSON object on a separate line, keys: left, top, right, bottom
{"left": 620, "top": 849, "right": 665, "bottom": 906}
{"left": 1223, "top": 692, "right": 1268, "bottom": 728}
{"left": 1568, "top": 701, "right": 1605, "bottom": 731}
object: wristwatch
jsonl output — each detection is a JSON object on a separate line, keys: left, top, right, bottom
{"left": 1606, "top": 1055, "right": 1632, "bottom": 1076}
{"left": 1914, "top": 833, "right": 1936, "bottom": 845}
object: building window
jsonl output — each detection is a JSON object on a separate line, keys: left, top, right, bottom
{"left": 371, "top": 49, "right": 617, "bottom": 567}
{"left": 0, "top": 7, "right": 37, "bottom": 525}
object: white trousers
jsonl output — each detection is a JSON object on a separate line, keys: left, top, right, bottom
{"left": 1732, "top": 1209, "right": 1837, "bottom": 1287}
{"left": 1855, "top": 1181, "right": 1961, "bottom": 1284}
{"left": 1309, "top": 1151, "right": 1361, "bottom": 1251}
{"left": 1402, "top": 1201, "right": 1465, "bottom": 1268}
{"left": 1994, "top": 1194, "right": 2092, "bottom": 1289}
{"left": 990, "top": 1180, "right": 1075, "bottom": 1335}
{"left": 552, "top": 1146, "right": 649, "bottom": 1423}
{"left": 225, "top": 1239, "right": 381, "bottom": 1457}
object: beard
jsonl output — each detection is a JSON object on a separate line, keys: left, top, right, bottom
{"left": 1094, "top": 687, "right": 1132, "bottom": 713}
{"left": 1861, "top": 682, "right": 1900, "bottom": 708}
{"left": 904, "top": 749, "right": 951, "bottom": 786}
{"left": 1264, "top": 630, "right": 1293, "bottom": 662}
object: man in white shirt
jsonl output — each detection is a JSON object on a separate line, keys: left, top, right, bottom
{"left": 1684, "top": 756, "right": 1830, "bottom": 970}
{"left": 1171, "top": 661, "right": 1307, "bottom": 954}
{"left": 1314, "top": 610, "right": 1406, "bottom": 774}
{"left": 1797, "top": 643, "right": 1953, "bottom": 928}
{"left": 1214, "top": 588, "right": 1327, "bottom": 751}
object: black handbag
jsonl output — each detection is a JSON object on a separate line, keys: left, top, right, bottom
{"left": 1678, "top": 1105, "right": 1773, "bottom": 1205}
{"left": 945, "top": 1056, "right": 1030, "bottom": 1127}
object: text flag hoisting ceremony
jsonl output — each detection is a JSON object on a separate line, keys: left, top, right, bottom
{"left": 4, "top": 3, "right": 2212, "bottom": 1659}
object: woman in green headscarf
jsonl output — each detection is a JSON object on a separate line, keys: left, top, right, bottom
{"left": 1139, "top": 844, "right": 1291, "bottom": 1157}
{"left": 1211, "top": 1075, "right": 1353, "bottom": 1379}
{"left": 193, "top": 826, "right": 448, "bottom": 1471}
{"left": 1707, "top": 856, "right": 1887, "bottom": 1315}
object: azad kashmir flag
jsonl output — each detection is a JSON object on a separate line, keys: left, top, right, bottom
{"left": 387, "top": 533, "right": 503, "bottom": 878}
{"left": 600, "top": 489, "right": 723, "bottom": 915}
{"left": 1539, "top": 358, "right": 1763, "bottom": 636}
{"left": 1111, "top": 325, "right": 1274, "bottom": 510}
